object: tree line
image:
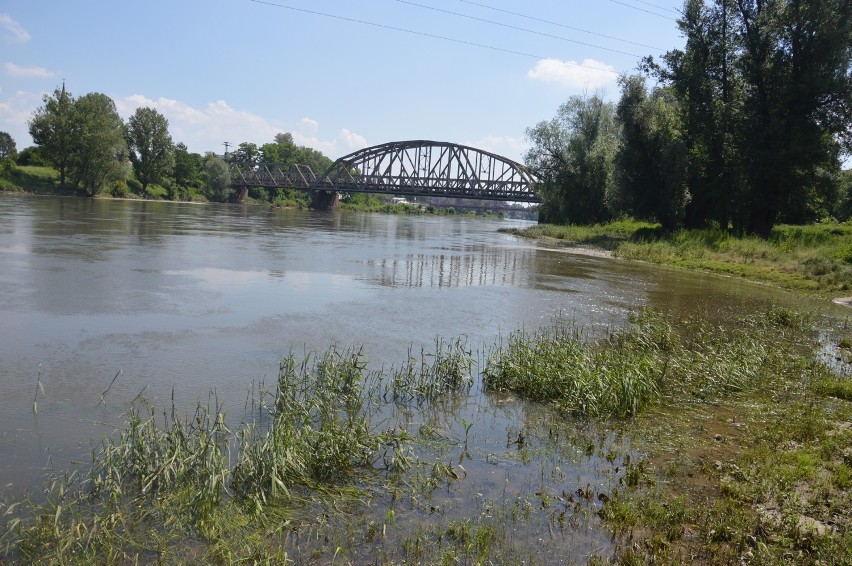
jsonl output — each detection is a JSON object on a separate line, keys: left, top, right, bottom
{"left": 527, "top": 0, "right": 852, "bottom": 236}
{"left": 0, "top": 84, "right": 334, "bottom": 203}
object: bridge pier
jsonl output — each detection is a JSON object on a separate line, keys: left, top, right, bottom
{"left": 231, "top": 187, "right": 249, "bottom": 204}
{"left": 311, "top": 190, "right": 339, "bottom": 211}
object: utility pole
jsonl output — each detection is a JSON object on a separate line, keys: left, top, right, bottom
{"left": 223, "top": 141, "right": 231, "bottom": 157}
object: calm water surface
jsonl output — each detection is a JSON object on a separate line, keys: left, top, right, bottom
{"left": 0, "top": 195, "right": 843, "bottom": 559}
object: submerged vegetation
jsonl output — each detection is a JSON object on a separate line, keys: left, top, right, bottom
{"left": 1, "top": 307, "right": 850, "bottom": 564}
{"left": 503, "top": 220, "right": 852, "bottom": 296}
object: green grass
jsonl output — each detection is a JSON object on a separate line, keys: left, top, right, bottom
{"left": 0, "top": 165, "right": 64, "bottom": 193}
{"left": 504, "top": 220, "right": 852, "bottom": 296}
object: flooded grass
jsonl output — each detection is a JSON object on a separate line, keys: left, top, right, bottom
{"left": 2, "top": 308, "right": 851, "bottom": 564}
{"left": 503, "top": 221, "right": 852, "bottom": 296}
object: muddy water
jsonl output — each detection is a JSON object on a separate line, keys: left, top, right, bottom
{"left": 0, "top": 195, "right": 845, "bottom": 559}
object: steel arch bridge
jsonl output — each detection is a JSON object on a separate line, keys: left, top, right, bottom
{"left": 229, "top": 140, "right": 541, "bottom": 204}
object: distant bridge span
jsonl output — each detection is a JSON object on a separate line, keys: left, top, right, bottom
{"left": 229, "top": 140, "right": 541, "bottom": 204}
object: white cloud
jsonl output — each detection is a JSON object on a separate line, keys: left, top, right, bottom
{"left": 117, "top": 95, "right": 368, "bottom": 158}
{"left": 462, "top": 135, "right": 528, "bottom": 164}
{"left": 528, "top": 58, "right": 617, "bottom": 91}
{"left": 0, "top": 13, "right": 30, "bottom": 42}
{"left": 292, "top": 117, "right": 368, "bottom": 157}
{"left": 0, "top": 89, "right": 44, "bottom": 148}
{"left": 4, "top": 62, "right": 56, "bottom": 78}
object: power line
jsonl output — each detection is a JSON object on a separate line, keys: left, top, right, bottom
{"left": 457, "top": 0, "right": 664, "bottom": 51}
{"left": 608, "top": 0, "right": 677, "bottom": 20}
{"left": 247, "top": 0, "right": 622, "bottom": 75}
{"left": 395, "top": 0, "right": 643, "bottom": 58}
{"left": 626, "top": 0, "right": 680, "bottom": 14}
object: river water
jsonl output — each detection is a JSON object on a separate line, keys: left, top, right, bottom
{"left": 0, "top": 195, "right": 844, "bottom": 558}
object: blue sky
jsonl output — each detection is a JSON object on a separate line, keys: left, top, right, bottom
{"left": 1, "top": 0, "right": 685, "bottom": 163}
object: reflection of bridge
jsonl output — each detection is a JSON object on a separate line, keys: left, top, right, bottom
{"left": 229, "top": 140, "right": 541, "bottom": 207}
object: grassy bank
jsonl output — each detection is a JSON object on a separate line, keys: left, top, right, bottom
{"left": 502, "top": 220, "right": 852, "bottom": 297}
{"left": 1, "top": 308, "right": 850, "bottom": 564}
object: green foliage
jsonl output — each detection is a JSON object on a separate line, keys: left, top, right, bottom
{"left": 0, "top": 131, "right": 16, "bottom": 160}
{"left": 15, "top": 145, "right": 49, "bottom": 167}
{"left": 28, "top": 85, "right": 75, "bottom": 189}
{"left": 652, "top": 0, "right": 852, "bottom": 235}
{"left": 172, "top": 142, "right": 204, "bottom": 191}
{"left": 67, "top": 92, "right": 128, "bottom": 196}
{"left": 526, "top": 1, "right": 852, "bottom": 234}
{"left": 834, "top": 169, "right": 852, "bottom": 221}
{"left": 126, "top": 106, "right": 175, "bottom": 191}
{"left": 230, "top": 142, "right": 259, "bottom": 166}
{"left": 511, "top": 219, "right": 852, "bottom": 294}
{"left": 612, "top": 76, "right": 690, "bottom": 230}
{"left": 203, "top": 156, "right": 230, "bottom": 202}
{"left": 525, "top": 94, "right": 618, "bottom": 224}
{"left": 483, "top": 313, "right": 671, "bottom": 418}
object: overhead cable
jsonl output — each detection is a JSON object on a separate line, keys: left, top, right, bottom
{"left": 248, "top": 0, "right": 622, "bottom": 75}
{"left": 395, "top": 0, "right": 642, "bottom": 57}
{"left": 609, "top": 0, "right": 677, "bottom": 20}
{"left": 457, "top": 0, "right": 664, "bottom": 51}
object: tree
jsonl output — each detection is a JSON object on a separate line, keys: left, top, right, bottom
{"left": 230, "top": 142, "right": 260, "bottom": 166}
{"left": 16, "top": 146, "right": 48, "bottom": 166}
{"left": 173, "top": 142, "right": 203, "bottom": 189}
{"left": 0, "top": 131, "right": 16, "bottom": 160}
{"left": 126, "top": 107, "right": 175, "bottom": 192}
{"left": 650, "top": 0, "right": 852, "bottom": 235}
{"left": 68, "top": 93, "right": 128, "bottom": 196}
{"left": 204, "top": 156, "right": 231, "bottom": 201}
{"left": 525, "top": 94, "right": 619, "bottom": 224}
{"left": 612, "top": 76, "right": 690, "bottom": 230}
{"left": 652, "top": 0, "right": 745, "bottom": 229}
{"left": 28, "top": 84, "right": 75, "bottom": 188}
{"left": 734, "top": 0, "right": 852, "bottom": 233}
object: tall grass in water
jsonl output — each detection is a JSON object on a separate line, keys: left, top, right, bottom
{"left": 91, "top": 395, "right": 230, "bottom": 523}
{"left": 483, "top": 313, "right": 673, "bottom": 418}
{"left": 388, "top": 337, "right": 473, "bottom": 402}
{"left": 231, "top": 346, "right": 402, "bottom": 506}
{"left": 484, "top": 308, "right": 794, "bottom": 417}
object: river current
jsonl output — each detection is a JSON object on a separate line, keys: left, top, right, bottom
{"left": 0, "top": 195, "right": 838, "bottom": 502}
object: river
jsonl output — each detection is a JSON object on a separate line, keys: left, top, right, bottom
{"left": 0, "top": 195, "right": 844, "bottom": 559}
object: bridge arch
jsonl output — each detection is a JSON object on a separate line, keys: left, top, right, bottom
{"left": 315, "top": 140, "right": 540, "bottom": 203}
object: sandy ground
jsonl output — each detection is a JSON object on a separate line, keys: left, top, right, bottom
{"left": 529, "top": 242, "right": 615, "bottom": 259}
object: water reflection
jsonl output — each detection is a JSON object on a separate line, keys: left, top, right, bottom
{"left": 367, "top": 249, "right": 530, "bottom": 288}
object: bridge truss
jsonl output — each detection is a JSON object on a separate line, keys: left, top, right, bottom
{"left": 230, "top": 140, "right": 540, "bottom": 203}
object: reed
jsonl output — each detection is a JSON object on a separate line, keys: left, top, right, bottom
{"left": 387, "top": 336, "right": 473, "bottom": 402}
{"left": 483, "top": 314, "right": 671, "bottom": 418}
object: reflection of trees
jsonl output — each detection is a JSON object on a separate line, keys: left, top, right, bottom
{"left": 369, "top": 247, "right": 537, "bottom": 289}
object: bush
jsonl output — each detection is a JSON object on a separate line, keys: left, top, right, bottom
{"left": 127, "top": 177, "right": 143, "bottom": 194}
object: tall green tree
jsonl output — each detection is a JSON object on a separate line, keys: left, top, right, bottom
{"left": 525, "top": 94, "right": 619, "bottom": 224}
{"left": 28, "top": 84, "right": 75, "bottom": 189}
{"left": 652, "top": 0, "right": 852, "bottom": 234}
{"left": 172, "top": 142, "right": 203, "bottom": 189}
{"left": 68, "top": 93, "right": 128, "bottom": 196}
{"left": 0, "top": 131, "right": 16, "bottom": 160}
{"left": 612, "top": 76, "right": 690, "bottom": 230}
{"left": 204, "top": 156, "right": 231, "bottom": 202}
{"left": 231, "top": 142, "right": 260, "bottom": 166}
{"left": 126, "top": 107, "right": 175, "bottom": 192}
{"left": 654, "top": 0, "right": 744, "bottom": 229}
{"left": 734, "top": 0, "right": 852, "bottom": 233}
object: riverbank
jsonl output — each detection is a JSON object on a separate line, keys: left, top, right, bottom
{"left": 501, "top": 220, "right": 852, "bottom": 301}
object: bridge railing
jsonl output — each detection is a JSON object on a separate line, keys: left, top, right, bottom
{"left": 230, "top": 163, "right": 317, "bottom": 189}
{"left": 228, "top": 141, "right": 542, "bottom": 204}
